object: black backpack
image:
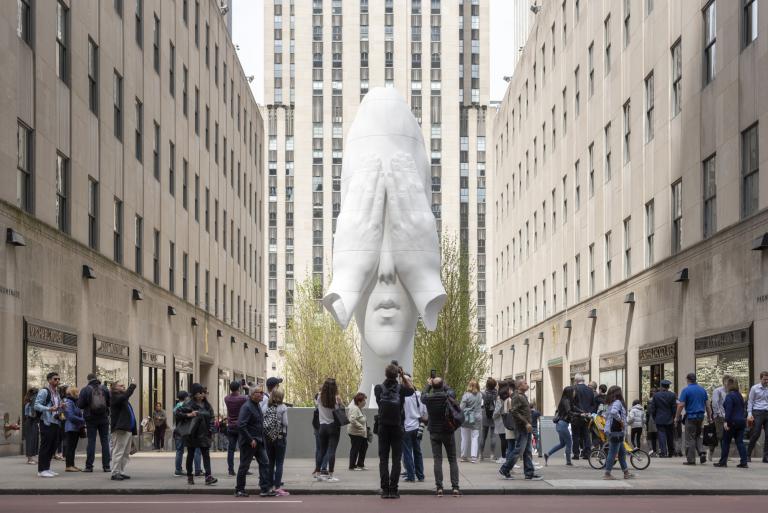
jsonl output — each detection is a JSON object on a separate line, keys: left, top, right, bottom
{"left": 483, "top": 390, "right": 496, "bottom": 420}
{"left": 378, "top": 383, "right": 402, "bottom": 427}
{"left": 89, "top": 384, "right": 107, "bottom": 416}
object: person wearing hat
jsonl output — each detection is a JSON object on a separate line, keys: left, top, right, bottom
{"left": 675, "top": 373, "right": 712, "bottom": 465}
{"left": 260, "top": 377, "right": 284, "bottom": 412}
{"left": 651, "top": 379, "right": 677, "bottom": 457}
{"left": 175, "top": 383, "right": 217, "bottom": 485}
{"left": 225, "top": 381, "right": 248, "bottom": 476}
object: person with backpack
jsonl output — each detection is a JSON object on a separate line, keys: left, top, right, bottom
{"left": 374, "top": 363, "right": 415, "bottom": 499}
{"left": 23, "top": 387, "right": 40, "bottom": 465}
{"left": 347, "top": 392, "right": 369, "bottom": 471}
{"left": 316, "top": 378, "right": 344, "bottom": 482}
{"left": 422, "top": 376, "right": 460, "bottom": 497}
{"left": 224, "top": 381, "right": 248, "bottom": 476}
{"left": 34, "top": 372, "right": 64, "bottom": 478}
{"left": 77, "top": 373, "right": 112, "bottom": 473}
{"left": 499, "top": 379, "right": 542, "bottom": 480}
{"left": 175, "top": 383, "right": 217, "bottom": 485}
{"left": 479, "top": 378, "right": 498, "bottom": 461}
{"left": 173, "top": 391, "right": 202, "bottom": 477}
{"left": 402, "top": 374, "right": 427, "bottom": 482}
{"left": 109, "top": 379, "right": 137, "bottom": 481}
{"left": 459, "top": 379, "right": 483, "bottom": 463}
{"left": 264, "top": 388, "right": 289, "bottom": 496}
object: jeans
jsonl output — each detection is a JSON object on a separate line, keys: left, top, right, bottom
{"left": 605, "top": 432, "right": 628, "bottom": 474}
{"left": 38, "top": 422, "right": 59, "bottom": 472}
{"left": 500, "top": 430, "right": 534, "bottom": 477}
{"left": 378, "top": 425, "right": 403, "bottom": 491}
{"left": 226, "top": 430, "right": 239, "bottom": 473}
{"left": 64, "top": 431, "right": 80, "bottom": 467}
{"left": 24, "top": 417, "right": 39, "bottom": 458}
{"left": 402, "top": 428, "right": 424, "bottom": 480}
{"left": 459, "top": 427, "right": 480, "bottom": 460}
{"left": 719, "top": 424, "right": 748, "bottom": 465}
{"left": 153, "top": 425, "right": 167, "bottom": 450}
{"left": 479, "top": 423, "right": 496, "bottom": 458}
{"left": 546, "top": 420, "right": 572, "bottom": 464}
{"left": 318, "top": 424, "right": 340, "bottom": 474}
{"left": 684, "top": 418, "right": 704, "bottom": 463}
{"left": 430, "top": 432, "right": 459, "bottom": 490}
{"left": 570, "top": 416, "right": 590, "bottom": 457}
{"left": 349, "top": 435, "right": 368, "bottom": 469}
{"left": 266, "top": 436, "right": 287, "bottom": 488}
{"left": 657, "top": 424, "right": 675, "bottom": 456}
{"left": 187, "top": 446, "right": 211, "bottom": 477}
{"left": 175, "top": 438, "right": 201, "bottom": 473}
{"left": 747, "top": 410, "right": 768, "bottom": 460}
{"left": 85, "top": 420, "right": 111, "bottom": 470}
{"left": 647, "top": 432, "right": 658, "bottom": 453}
{"left": 498, "top": 433, "right": 507, "bottom": 458}
{"left": 630, "top": 427, "right": 643, "bottom": 448}
{"left": 236, "top": 441, "right": 271, "bottom": 493}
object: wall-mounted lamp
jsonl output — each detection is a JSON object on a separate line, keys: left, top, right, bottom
{"left": 217, "top": 329, "right": 224, "bottom": 338}
{"left": 254, "top": 347, "right": 259, "bottom": 354}
{"left": 523, "top": 338, "right": 530, "bottom": 346}
{"left": 674, "top": 268, "right": 689, "bottom": 282}
{"left": 191, "top": 317, "right": 199, "bottom": 326}
{"left": 537, "top": 332, "right": 544, "bottom": 340}
{"left": 82, "top": 265, "right": 96, "bottom": 279}
{"left": 624, "top": 292, "right": 636, "bottom": 304}
{"left": 587, "top": 309, "right": 597, "bottom": 319}
{"left": 230, "top": 335, "right": 236, "bottom": 344}
{"left": 752, "top": 233, "right": 768, "bottom": 251}
{"left": 564, "top": 319, "right": 572, "bottom": 329}
{"left": 6, "top": 228, "right": 26, "bottom": 246}
{"left": 132, "top": 289, "right": 144, "bottom": 301}
{"left": 244, "top": 342, "right": 249, "bottom": 349}
{"left": 167, "top": 306, "right": 177, "bottom": 316}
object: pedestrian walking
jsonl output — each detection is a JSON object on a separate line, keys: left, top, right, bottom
{"left": 646, "top": 390, "right": 658, "bottom": 456}
{"left": 499, "top": 379, "right": 542, "bottom": 481}
{"left": 479, "top": 378, "right": 498, "bottom": 461}
{"left": 675, "top": 373, "right": 711, "bottom": 465}
{"left": 627, "top": 399, "right": 645, "bottom": 449}
{"left": 709, "top": 375, "right": 730, "bottom": 462}
{"left": 176, "top": 383, "right": 217, "bottom": 485}
{"left": 530, "top": 399, "right": 542, "bottom": 457}
{"left": 235, "top": 385, "right": 274, "bottom": 498}
{"left": 492, "top": 381, "right": 509, "bottom": 464}
{"left": 77, "top": 373, "right": 112, "bottom": 473}
{"left": 34, "top": 372, "right": 63, "bottom": 478}
{"left": 152, "top": 402, "right": 167, "bottom": 450}
{"left": 62, "top": 387, "right": 85, "bottom": 472}
{"left": 603, "top": 386, "right": 634, "bottom": 480}
{"left": 572, "top": 373, "right": 595, "bottom": 460}
{"left": 714, "top": 377, "right": 748, "bottom": 468}
{"left": 224, "top": 381, "right": 248, "bottom": 476}
{"left": 544, "top": 386, "right": 583, "bottom": 466}
{"left": 746, "top": 370, "right": 768, "bottom": 463}
{"left": 173, "top": 391, "right": 202, "bottom": 477}
{"left": 316, "top": 378, "right": 343, "bottom": 481}
{"left": 109, "top": 379, "right": 137, "bottom": 481}
{"left": 651, "top": 379, "right": 677, "bottom": 457}
{"left": 347, "top": 392, "right": 369, "bottom": 470}
{"left": 23, "top": 387, "right": 40, "bottom": 465}
{"left": 402, "top": 377, "right": 426, "bottom": 482}
{"left": 422, "top": 376, "right": 460, "bottom": 497}
{"left": 459, "top": 379, "right": 482, "bottom": 463}
{"left": 264, "top": 388, "right": 289, "bottom": 496}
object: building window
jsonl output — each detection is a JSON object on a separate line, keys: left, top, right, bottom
{"left": 194, "top": 174, "right": 200, "bottom": 222}
{"left": 605, "top": 122, "right": 612, "bottom": 181}
{"left": 588, "top": 243, "right": 595, "bottom": 295}
{"left": 56, "top": 1, "right": 69, "bottom": 82}
{"left": 604, "top": 15, "right": 611, "bottom": 75}
{"left": 169, "top": 41, "right": 175, "bottom": 96}
{"left": 16, "top": 121, "right": 33, "bottom": 213}
{"left": 182, "top": 159, "right": 188, "bottom": 209}
{"left": 703, "top": 155, "right": 716, "bottom": 238}
{"left": 575, "top": 254, "right": 581, "bottom": 301}
{"left": 55, "top": 153, "right": 69, "bottom": 233}
{"left": 182, "top": 66, "right": 188, "bottom": 116}
{"left": 623, "top": 0, "right": 630, "bottom": 47}
{"left": 17, "top": 0, "right": 32, "bottom": 44}
{"left": 113, "top": 198, "right": 123, "bottom": 264}
{"left": 114, "top": 0, "right": 123, "bottom": 16}
{"left": 88, "top": 178, "right": 98, "bottom": 249}
{"left": 168, "top": 141, "right": 175, "bottom": 196}
{"left": 671, "top": 40, "right": 682, "bottom": 117}
{"left": 152, "top": 122, "right": 160, "bottom": 179}
{"left": 604, "top": 231, "right": 612, "bottom": 288}
{"left": 194, "top": 88, "right": 200, "bottom": 134}
{"left": 113, "top": 71, "right": 123, "bottom": 141}
{"left": 741, "top": 123, "right": 759, "bottom": 218}
{"left": 588, "top": 143, "right": 595, "bottom": 197}
{"left": 88, "top": 39, "right": 99, "bottom": 115}
{"left": 182, "top": 252, "right": 188, "bottom": 300}
{"left": 744, "top": 0, "right": 758, "bottom": 47}
{"left": 194, "top": 0, "right": 199, "bottom": 46}
{"left": 587, "top": 42, "right": 594, "bottom": 97}
{"left": 671, "top": 180, "right": 682, "bottom": 254}
{"left": 152, "top": 14, "right": 160, "bottom": 72}
{"left": 168, "top": 241, "right": 175, "bottom": 293}
{"left": 623, "top": 217, "right": 631, "bottom": 278}
{"left": 574, "top": 66, "right": 580, "bottom": 116}
{"left": 204, "top": 187, "right": 210, "bottom": 231}
{"left": 645, "top": 72, "right": 654, "bottom": 142}
{"left": 134, "top": 215, "right": 143, "bottom": 275}
{"left": 645, "top": 200, "right": 655, "bottom": 267}
{"left": 574, "top": 160, "right": 581, "bottom": 210}
{"left": 135, "top": 0, "right": 143, "bottom": 47}
{"left": 703, "top": 1, "right": 716, "bottom": 86}
{"left": 152, "top": 229, "right": 160, "bottom": 284}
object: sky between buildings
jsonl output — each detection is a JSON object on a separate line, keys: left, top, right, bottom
{"left": 233, "top": 0, "right": 518, "bottom": 105}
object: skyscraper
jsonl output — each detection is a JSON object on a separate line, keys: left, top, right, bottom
{"left": 264, "top": 0, "right": 490, "bottom": 375}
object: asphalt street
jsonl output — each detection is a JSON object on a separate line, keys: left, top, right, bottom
{"left": 3, "top": 495, "right": 768, "bottom": 513}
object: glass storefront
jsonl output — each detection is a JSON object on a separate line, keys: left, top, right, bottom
{"left": 638, "top": 339, "right": 677, "bottom": 404}
{"left": 599, "top": 352, "right": 626, "bottom": 392}
{"left": 140, "top": 349, "right": 167, "bottom": 422}
{"left": 569, "top": 359, "right": 591, "bottom": 385}
{"left": 174, "top": 357, "right": 194, "bottom": 399}
{"left": 94, "top": 337, "right": 130, "bottom": 387}
{"left": 24, "top": 320, "right": 78, "bottom": 390}
{"left": 694, "top": 325, "right": 752, "bottom": 397}
{"left": 218, "top": 369, "right": 231, "bottom": 417}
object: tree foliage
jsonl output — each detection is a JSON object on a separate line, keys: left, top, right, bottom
{"left": 283, "top": 276, "right": 362, "bottom": 406}
{"left": 413, "top": 235, "right": 489, "bottom": 393}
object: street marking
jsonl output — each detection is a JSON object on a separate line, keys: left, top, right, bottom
{"left": 58, "top": 500, "right": 303, "bottom": 504}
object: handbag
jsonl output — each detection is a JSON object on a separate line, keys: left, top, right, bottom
{"left": 333, "top": 406, "right": 350, "bottom": 427}
{"left": 366, "top": 426, "right": 373, "bottom": 444}
{"left": 175, "top": 417, "right": 196, "bottom": 439}
{"left": 79, "top": 426, "right": 87, "bottom": 439}
{"left": 703, "top": 423, "right": 718, "bottom": 447}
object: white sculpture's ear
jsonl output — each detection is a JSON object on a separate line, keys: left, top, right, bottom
{"left": 420, "top": 292, "right": 447, "bottom": 331}
{"left": 322, "top": 292, "right": 354, "bottom": 330}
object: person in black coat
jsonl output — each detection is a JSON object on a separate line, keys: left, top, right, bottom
{"left": 422, "top": 377, "right": 459, "bottom": 496}
{"left": 572, "top": 374, "right": 595, "bottom": 459}
{"left": 651, "top": 380, "right": 677, "bottom": 457}
{"left": 235, "top": 386, "right": 274, "bottom": 498}
{"left": 109, "top": 381, "right": 136, "bottom": 480}
{"left": 175, "top": 383, "right": 217, "bottom": 485}
{"left": 78, "top": 374, "right": 112, "bottom": 472}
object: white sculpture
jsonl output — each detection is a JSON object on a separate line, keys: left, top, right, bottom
{"left": 322, "top": 88, "right": 447, "bottom": 399}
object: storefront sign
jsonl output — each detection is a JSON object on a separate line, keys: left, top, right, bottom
{"left": 638, "top": 339, "right": 677, "bottom": 365}
{"left": 515, "top": 373, "right": 525, "bottom": 381}
{"left": 174, "top": 357, "right": 194, "bottom": 373}
{"left": 547, "top": 356, "right": 563, "bottom": 367}
{"left": 530, "top": 369, "right": 543, "bottom": 382}
{"left": 600, "top": 352, "right": 626, "bottom": 371}
{"left": 218, "top": 369, "right": 231, "bottom": 380}
{"left": 24, "top": 319, "right": 77, "bottom": 350}
{"left": 94, "top": 337, "right": 129, "bottom": 361}
{"left": 0, "top": 285, "right": 20, "bottom": 299}
{"left": 569, "top": 359, "right": 591, "bottom": 375}
{"left": 695, "top": 326, "right": 752, "bottom": 354}
{"left": 141, "top": 349, "right": 166, "bottom": 367}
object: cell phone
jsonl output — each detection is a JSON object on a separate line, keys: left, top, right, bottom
{"left": 430, "top": 369, "right": 436, "bottom": 379}
{"left": 391, "top": 360, "right": 399, "bottom": 366}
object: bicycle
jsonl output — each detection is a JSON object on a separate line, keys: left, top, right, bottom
{"left": 588, "top": 440, "right": 650, "bottom": 470}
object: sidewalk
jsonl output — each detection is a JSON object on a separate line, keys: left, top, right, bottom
{"left": 4, "top": 452, "right": 768, "bottom": 495}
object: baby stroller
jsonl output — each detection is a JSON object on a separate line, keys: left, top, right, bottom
{"left": 586, "top": 414, "right": 650, "bottom": 470}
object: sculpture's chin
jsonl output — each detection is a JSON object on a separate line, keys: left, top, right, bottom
{"left": 363, "top": 328, "right": 410, "bottom": 358}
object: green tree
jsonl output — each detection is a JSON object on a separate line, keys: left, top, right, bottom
{"left": 413, "top": 235, "right": 489, "bottom": 392}
{"left": 283, "top": 276, "right": 361, "bottom": 406}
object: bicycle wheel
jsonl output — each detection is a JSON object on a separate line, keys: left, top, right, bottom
{"left": 630, "top": 449, "right": 650, "bottom": 470}
{"left": 588, "top": 448, "right": 606, "bottom": 470}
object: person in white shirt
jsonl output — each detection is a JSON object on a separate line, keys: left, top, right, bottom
{"left": 402, "top": 374, "right": 427, "bottom": 482}
{"left": 708, "top": 375, "right": 730, "bottom": 461}
{"left": 747, "top": 371, "right": 768, "bottom": 463}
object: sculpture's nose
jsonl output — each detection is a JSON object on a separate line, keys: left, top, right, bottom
{"left": 378, "top": 226, "right": 397, "bottom": 285}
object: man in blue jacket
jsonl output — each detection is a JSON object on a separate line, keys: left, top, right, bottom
{"left": 235, "top": 386, "right": 274, "bottom": 498}
{"left": 675, "top": 373, "right": 712, "bottom": 465}
{"left": 651, "top": 380, "right": 677, "bottom": 457}
{"left": 78, "top": 373, "right": 111, "bottom": 472}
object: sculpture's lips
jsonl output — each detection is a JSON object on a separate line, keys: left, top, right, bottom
{"left": 375, "top": 299, "right": 400, "bottom": 318}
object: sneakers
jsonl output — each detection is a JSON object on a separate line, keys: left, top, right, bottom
{"left": 111, "top": 474, "right": 125, "bottom": 481}
{"left": 498, "top": 470, "right": 514, "bottom": 480}
{"left": 259, "top": 488, "right": 277, "bottom": 497}
{"left": 173, "top": 470, "right": 185, "bottom": 477}
{"left": 274, "top": 488, "right": 291, "bottom": 496}
{"left": 737, "top": 463, "right": 749, "bottom": 468}
{"left": 623, "top": 471, "right": 635, "bottom": 479}
{"left": 65, "top": 466, "right": 82, "bottom": 472}
{"left": 525, "top": 474, "right": 543, "bottom": 480}
{"left": 205, "top": 476, "right": 218, "bottom": 485}
{"left": 325, "top": 475, "right": 339, "bottom": 482}
{"left": 495, "top": 457, "right": 506, "bottom": 464}
{"left": 603, "top": 473, "right": 617, "bottom": 480}
{"left": 194, "top": 470, "right": 205, "bottom": 477}
{"left": 228, "top": 470, "right": 236, "bottom": 476}
{"left": 700, "top": 454, "right": 707, "bottom": 464}
{"left": 713, "top": 462, "right": 727, "bottom": 468}
{"left": 234, "top": 490, "right": 249, "bottom": 498}
{"left": 83, "top": 467, "right": 93, "bottom": 473}
{"left": 37, "top": 470, "right": 55, "bottom": 478}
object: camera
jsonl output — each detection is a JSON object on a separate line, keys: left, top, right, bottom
{"left": 430, "top": 369, "right": 436, "bottom": 379}
{"left": 391, "top": 360, "right": 398, "bottom": 366}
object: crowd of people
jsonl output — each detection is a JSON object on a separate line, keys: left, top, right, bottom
{"left": 20, "top": 366, "right": 768, "bottom": 496}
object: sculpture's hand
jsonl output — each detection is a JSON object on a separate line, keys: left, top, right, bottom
{"left": 323, "top": 155, "right": 386, "bottom": 328}
{"left": 385, "top": 152, "right": 446, "bottom": 330}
